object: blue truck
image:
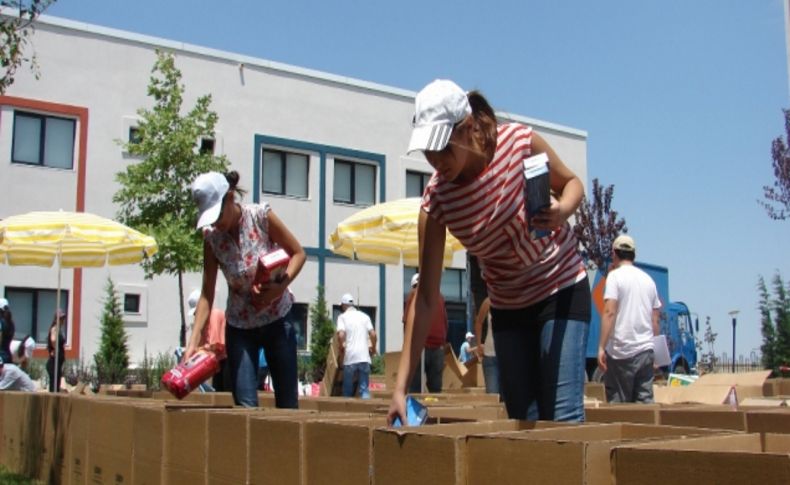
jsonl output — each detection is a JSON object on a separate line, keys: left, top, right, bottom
{"left": 585, "top": 262, "right": 698, "bottom": 380}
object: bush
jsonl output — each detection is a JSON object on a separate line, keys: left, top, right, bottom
{"left": 134, "top": 348, "right": 176, "bottom": 391}
{"left": 371, "top": 354, "right": 384, "bottom": 375}
{"left": 94, "top": 278, "right": 130, "bottom": 385}
{"left": 308, "top": 285, "right": 335, "bottom": 383}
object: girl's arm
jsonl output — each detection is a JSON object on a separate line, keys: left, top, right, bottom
{"left": 185, "top": 241, "right": 219, "bottom": 360}
{"left": 252, "top": 209, "right": 306, "bottom": 307}
{"left": 530, "top": 132, "right": 585, "bottom": 230}
{"left": 387, "top": 208, "right": 447, "bottom": 425}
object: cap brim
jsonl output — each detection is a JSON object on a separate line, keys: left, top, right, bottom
{"left": 196, "top": 202, "right": 222, "bottom": 229}
{"left": 407, "top": 123, "right": 453, "bottom": 153}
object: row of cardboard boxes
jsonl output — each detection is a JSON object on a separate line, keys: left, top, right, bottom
{"left": 5, "top": 390, "right": 790, "bottom": 484}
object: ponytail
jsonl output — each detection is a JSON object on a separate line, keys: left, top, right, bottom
{"left": 467, "top": 90, "right": 498, "bottom": 155}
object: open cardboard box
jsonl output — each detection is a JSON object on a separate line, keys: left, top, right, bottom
{"left": 654, "top": 371, "right": 770, "bottom": 405}
{"left": 373, "top": 420, "right": 573, "bottom": 485}
{"left": 612, "top": 432, "right": 790, "bottom": 484}
{"left": 584, "top": 403, "right": 664, "bottom": 425}
{"left": 466, "top": 422, "right": 732, "bottom": 485}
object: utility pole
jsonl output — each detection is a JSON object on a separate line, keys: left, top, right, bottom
{"left": 729, "top": 310, "right": 740, "bottom": 373}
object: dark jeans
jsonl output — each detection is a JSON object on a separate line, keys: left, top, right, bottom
{"left": 408, "top": 346, "right": 445, "bottom": 393}
{"left": 46, "top": 355, "right": 65, "bottom": 393}
{"left": 226, "top": 313, "right": 298, "bottom": 408}
{"left": 491, "top": 311, "right": 589, "bottom": 422}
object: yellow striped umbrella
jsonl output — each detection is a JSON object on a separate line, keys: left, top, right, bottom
{"left": 0, "top": 211, "right": 158, "bottom": 267}
{"left": 328, "top": 198, "right": 464, "bottom": 267}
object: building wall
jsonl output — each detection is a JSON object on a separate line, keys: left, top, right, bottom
{"left": 0, "top": 13, "right": 588, "bottom": 365}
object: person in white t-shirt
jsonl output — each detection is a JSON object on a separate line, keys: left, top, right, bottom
{"left": 597, "top": 234, "right": 661, "bottom": 403}
{"left": 0, "top": 356, "right": 36, "bottom": 392}
{"left": 336, "top": 293, "right": 377, "bottom": 399}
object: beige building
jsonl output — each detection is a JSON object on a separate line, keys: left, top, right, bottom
{"left": 0, "top": 12, "right": 588, "bottom": 365}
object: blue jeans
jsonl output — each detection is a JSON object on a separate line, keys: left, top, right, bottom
{"left": 482, "top": 355, "right": 500, "bottom": 394}
{"left": 491, "top": 312, "right": 589, "bottom": 422}
{"left": 342, "top": 362, "right": 371, "bottom": 399}
{"left": 226, "top": 313, "right": 298, "bottom": 408}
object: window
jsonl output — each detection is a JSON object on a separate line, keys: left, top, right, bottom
{"left": 291, "top": 303, "right": 308, "bottom": 351}
{"left": 334, "top": 159, "right": 376, "bottom": 206}
{"left": 4, "top": 288, "right": 68, "bottom": 344}
{"left": 128, "top": 126, "right": 142, "bottom": 145}
{"left": 124, "top": 294, "right": 141, "bottom": 314}
{"left": 262, "top": 149, "right": 309, "bottom": 198}
{"left": 12, "top": 111, "right": 76, "bottom": 169}
{"left": 406, "top": 170, "right": 432, "bottom": 198}
{"left": 199, "top": 137, "right": 215, "bottom": 155}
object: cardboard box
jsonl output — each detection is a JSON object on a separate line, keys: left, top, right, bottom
{"left": 248, "top": 411, "right": 356, "bottom": 485}
{"left": 304, "top": 416, "right": 388, "bottom": 485}
{"left": 383, "top": 351, "right": 401, "bottom": 391}
{"left": 466, "top": 423, "right": 729, "bottom": 485}
{"left": 68, "top": 396, "right": 93, "bottom": 485}
{"left": 373, "top": 420, "right": 565, "bottom": 485}
{"left": 152, "top": 390, "right": 235, "bottom": 406}
{"left": 612, "top": 433, "right": 790, "bottom": 484}
{"left": 441, "top": 345, "right": 480, "bottom": 390}
{"left": 655, "top": 371, "right": 771, "bottom": 405}
{"left": 584, "top": 382, "right": 606, "bottom": 402}
{"left": 163, "top": 408, "right": 210, "bottom": 483}
{"left": 584, "top": 403, "right": 661, "bottom": 425}
{"left": 659, "top": 405, "right": 748, "bottom": 431}
{"left": 425, "top": 405, "right": 507, "bottom": 422}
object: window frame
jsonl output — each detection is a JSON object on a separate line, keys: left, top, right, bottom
{"left": 333, "top": 159, "right": 377, "bottom": 206}
{"left": 405, "top": 170, "right": 432, "bottom": 198}
{"left": 3, "top": 287, "right": 69, "bottom": 344}
{"left": 11, "top": 110, "right": 76, "bottom": 169}
{"left": 261, "top": 148, "right": 310, "bottom": 199}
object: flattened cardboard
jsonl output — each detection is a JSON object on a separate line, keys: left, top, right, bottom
{"left": 467, "top": 423, "right": 729, "bottom": 485}
{"left": 612, "top": 433, "right": 790, "bottom": 484}
{"left": 654, "top": 371, "right": 770, "bottom": 405}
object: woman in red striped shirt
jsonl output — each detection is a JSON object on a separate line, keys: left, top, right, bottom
{"left": 389, "top": 80, "right": 591, "bottom": 424}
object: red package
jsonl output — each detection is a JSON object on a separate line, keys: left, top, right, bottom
{"left": 161, "top": 350, "right": 220, "bottom": 399}
{"left": 253, "top": 248, "right": 290, "bottom": 286}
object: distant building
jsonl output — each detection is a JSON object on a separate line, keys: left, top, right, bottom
{"left": 0, "top": 12, "right": 588, "bottom": 364}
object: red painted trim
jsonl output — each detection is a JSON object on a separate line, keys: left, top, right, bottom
{"left": 0, "top": 95, "right": 88, "bottom": 360}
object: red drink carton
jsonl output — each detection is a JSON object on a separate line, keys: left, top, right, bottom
{"left": 161, "top": 350, "right": 220, "bottom": 399}
{"left": 253, "top": 248, "right": 290, "bottom": 286}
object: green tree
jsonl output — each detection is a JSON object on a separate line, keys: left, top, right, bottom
{"left": 761, "top": 109, "right": 790, "bottom": 220}
{"left": 94, "top": 278, "right": 130, "bottom": 385}
{"left": 113, "top": 50, "right": 229, "bottom": 346}
{"left": 572, "top": 178, "right": 628, "bottom": 273}
{"left": 758, "top": 275, "right": 778, "bottom": 372}
{"left": 309, "top": 285, "right": 336, "bottom": 382}
{"left": 0, "top": 0, "right": 55, "bottom": 94}
{"left": 772, "top": 273, "right": 790, "bottom": 367}
{"left": 701, "top": 316, "right": 718, "bottom": 371}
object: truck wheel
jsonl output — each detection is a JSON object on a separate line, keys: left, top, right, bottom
{"left": 673, "top": 361, "right": 689, "bottom": 375}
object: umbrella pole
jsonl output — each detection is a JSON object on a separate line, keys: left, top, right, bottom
{"left": 54, "top": 259, "right": 61, "bottom": 393}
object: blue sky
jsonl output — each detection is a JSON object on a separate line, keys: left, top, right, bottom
{"left": 46, "top": 1, "right": 790, "bottom": 362}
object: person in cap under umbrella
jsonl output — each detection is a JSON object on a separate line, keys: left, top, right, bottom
{"left": 390, "top": 80, "right": 590, "bottom": 425}
{"left": 0, "top": 356, "right": 36, "bottom": 392}
{"left": 597, "top": 234, "right": 661, "bottom": 403}
{"left": 188, "top": 170, "right": 306, "bottom": 408}
{"left": 337, "top": 293, "right": 377, "bottom": 399}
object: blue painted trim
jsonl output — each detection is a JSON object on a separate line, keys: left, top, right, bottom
{"left": 253, "top": 134, "right": 387, "bottom": 352}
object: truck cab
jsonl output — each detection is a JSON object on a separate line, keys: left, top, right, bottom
{"left": 585, "top": 262, "right": 697, "bottom": 380}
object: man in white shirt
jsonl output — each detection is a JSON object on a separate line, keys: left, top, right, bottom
{"left": 0, "top": 356, "right": 36, "bottom": 392}
{"left": 336, "top": 293, "right": 377, "bottom": 399}
{"left": 597, "top": 235, "right": 661, "bottom": 403}
{"left": 10, "top": 335, "right": 35, "bottom": 372}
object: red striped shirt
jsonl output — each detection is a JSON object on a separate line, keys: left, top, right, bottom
{"left": 422, "top": 123, "right": 587, "bottom": 309}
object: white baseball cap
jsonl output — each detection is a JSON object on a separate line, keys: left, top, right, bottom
{"left": 613, "top": 234, "right": 636, "bottom": 252}
{"left": 187, "top": 289, "right": 201, "bottom": 316}
{"left": 407, "top": 79, "right": 472, "bottom": 153}
{"left": 341, "top": 293, "right": 355, "bottom": 306}
{"left": 0, "top": 298, "right": 8, "bottom": 309}
{"left": 410, "top": 273, "right": 420, "bottom": 288}
{"left": 465, "top": 332, "right": 474, "bottom": 340}
{"left": 191, "top": 172, "right": 229, "bottom": 229}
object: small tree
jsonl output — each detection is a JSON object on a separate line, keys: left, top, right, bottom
{"left": 572, "top": 178, "right": 627, "bottom": 273}
{"left": 772, "top": 273, "right": 790, "bottom": 368}
{"left": 758, "top": 275, "right": 778, "bottom": 372}
{"left": 113, "top": 50, "right": 229, "bottom": 346}
{"left": 94, "top": 278, "right": 130, "bottom": 385}
{"left": 0, "top": 0, "right": 56, "bottom": 94}
{"left": 761, "top": 109, "right": 790, "bottom": 220}
{"left": 309, "top": 285, "right": 336, "bottom": 382}
{"left": 701, "top": 316, "right": 718, "bottom": 371}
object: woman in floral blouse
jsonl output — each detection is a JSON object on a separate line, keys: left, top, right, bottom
{"left": 187, "top": 170, "right": 306, "bottom": 408}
